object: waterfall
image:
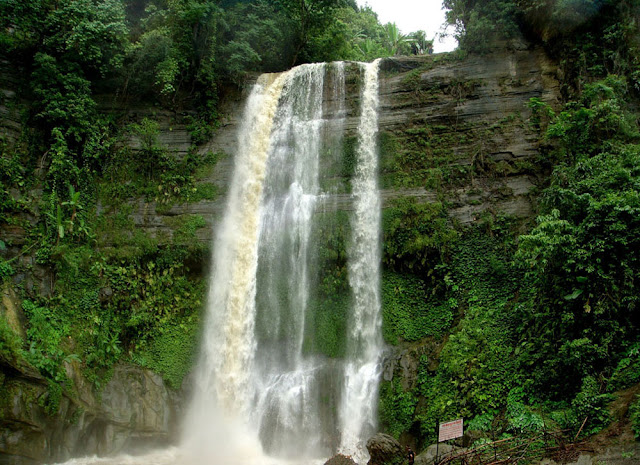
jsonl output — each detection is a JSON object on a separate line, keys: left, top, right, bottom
{"left": 53, "top": 60, "right": 383, "bottom": 465}
{"left": 183, "top": 62, "right": 340, "bottom": 464}
{"left": 181, "top": 68, "right": 292, "bottom": 464}
{"left": 184, "top": 60, "right": 383, "bottom": 463}
{"left": 252, "top": 63, "right": 328, "bottom": 459}
{"left": 338, "top": 60, "right": 383, "bottom": 461}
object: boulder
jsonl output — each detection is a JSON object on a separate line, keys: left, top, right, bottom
{"left": 415, "top": 443, "right": 460, "bottom": 465}
{"left": 0, "top": 363, "right": 177, "bottom": 463}
{"left": 325, "top": 454, "right": 358, "bottom": 465}
{"left": 366, "top": 433, "right": 406, "bottom": 465}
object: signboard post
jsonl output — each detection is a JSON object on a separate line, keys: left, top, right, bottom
{"left": 438, "top": 418, "right": 464, "bottom": 442}
{"left": 435, "top": 418, "right": 464, "bottom": 464}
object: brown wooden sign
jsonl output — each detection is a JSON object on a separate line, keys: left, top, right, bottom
{"left": 438, "top": 418, "right": 464, "bottom": 442}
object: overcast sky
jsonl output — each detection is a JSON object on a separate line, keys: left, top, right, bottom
{"left": 356, "top": 0, "right": 458, "bottom": 53}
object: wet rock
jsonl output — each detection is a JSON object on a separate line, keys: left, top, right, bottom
{"left": 0, "top": 283, "right": 25, "bottom": 338}
{"left": 0, "top": 363, "right": 177, "bottom": 463}
{"left": 325, "top": 453, "right": 358, "bottom": 465}
{"left": 366, "top": 433, "right": 406, "bottom": 465}
{"left": 414, "top": 443, "right": 464, "bottom": 465}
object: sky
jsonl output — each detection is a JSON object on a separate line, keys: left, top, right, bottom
{"left": 356, "top": 0, "right": 458, "bottom": 53}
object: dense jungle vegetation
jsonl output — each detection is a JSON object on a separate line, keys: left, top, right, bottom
{"left": 1, "top": 0, "right": 640, "bottom": 453}
{"left": 377, "top": 0, "right": 640, "bottom": 448}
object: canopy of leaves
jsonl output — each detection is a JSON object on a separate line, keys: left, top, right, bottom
{"left": 517, "top": 76, "right": 640, "bottom": 397}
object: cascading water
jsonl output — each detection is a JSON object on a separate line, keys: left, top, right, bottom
{"left": 185, "top": 60, "right": 384, "bottom": 463}
{"left": 53, "top": 60, "right": 383, "bottom": 465}
{"left": 181, "top": 68, "right": 292, "bottom": 465}
{"left": 338, "top": 60, "right": 383, "bottom": 462}
{"left": 252, "top": 63, "right": 329, "bottom": 459}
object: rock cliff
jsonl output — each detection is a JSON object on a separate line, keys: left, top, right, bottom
{"left": 125, "top": 46, "right": 559, "bottom": 244}
{"left": 0, "top": 45, "right": 560, "bottom": 462}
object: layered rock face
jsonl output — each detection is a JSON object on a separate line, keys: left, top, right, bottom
{"left": 0, "top": 361, "right": 176, "bottom": 463}
{"left": 126, "top": 46, "right": 559, "bottom": 243}
{"left": 0, "top": 45, "right": 560, "bottom": 462}
{"left": 377, "top": 48, "right": 559, "bottom": 222}
{"left": 0, "top": 47, "right": 560, "bottom": 247}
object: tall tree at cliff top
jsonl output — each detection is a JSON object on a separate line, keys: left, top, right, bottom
{"left": 276, "top": 0, "right": 353, "bottom": 65}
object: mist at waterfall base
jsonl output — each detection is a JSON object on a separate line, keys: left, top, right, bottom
{"left": 56, "top": 60, "right": 383, "bottom": 465}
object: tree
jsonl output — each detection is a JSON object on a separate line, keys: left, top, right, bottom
{"left": 408, "top": 30, "right": 434, "bottom": 55}
{"left": 276, "top": 0, "right": 345, "bottom": 64}
{"left": 442, "top": 0, "right": 519, "bottom": 52}
{"left": 383, "top": 22, "right": 411, "bottom": 56}
{"left": 218, "top": 0, "right": 295, "bottom": 82}
{"left": 43, "top": 0, "right": 129, "bottom": 76}
{"left": 516, "top": 77, "right": 640, "bottom": 396}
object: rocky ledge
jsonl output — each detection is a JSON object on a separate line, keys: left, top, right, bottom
{"left": 0, "top": 361, "right": 179, "bottom": 464}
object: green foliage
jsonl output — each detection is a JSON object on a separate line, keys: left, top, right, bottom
{"left": 101, "top": 120, "right": 220, "bottom": 205}
{"left": 544, "top": 76, "right": 638, "bottom": 162}
{"left": 505, "top": 388, "right": 545, "bottom": 433}
{"left": 408, "top": 30, "right": 434, "bottom": 55}
{"left": 276, "top": 0, "right": 343, "bottom": 64}
{"left": 122, "top": 0, "right": 219, "bottom": 108}
{"left": 465, "top": 411, "right": 495, "bottom": 432}
{"left": 105, "top": 260, "right": 203, "bottom": 344}
{"left": 443, "top": 0, "right": 519, "bottom": 53}
{"left": 39, "top": 380, "right": 63, "bottom": 416}
{"left": 522, "top": 0, "right": 640, "bottom": 85}
{"left": 379, "top": 378, "right": 418, "bottom": 439}
{"left": 0, "top": 314, "right": 22, "bottom": 363}
{"left": 630, "top": 395, "right": 640, "bottom": 439}
{"left": 528, "top": 97, "right": 555, "bottom": 133}
{"left": 218, "top": 1, "right": 294, "bottom": 82}
{"left": 517, "top": 79, "right": 640, "bottom": 396}
{"left": 186, "top": 118, "right": 216, "bottom": 146}
{"left": 22, "top": 299, "right": 74, "bottom": 382}
{"left": 379, "top": 126, "right": 476, "bottom": 190}
{"left": 2, "top": 0, "right": 128, "bottom": 69}
{"left": 333, "top": 6, "right": 391, "bottom": 61}
{"left": 0, "top": 260, "right": 14, "bottom": 280}
{"left": 437, "top": 302, "right": 517, "bottom": 417}
{"left": 31, "top": 55, "right": 96, "bottom": 144}
{"left": 608, "top": 344, "right": 640, "bottom": 391}
{"left": 386, "top": 225, "right": 525, "bottom": 440}
{"left": 132, "top": 314, "right": 199, "bottom": 389}
{"left": 173, "top": 215, "right": 207, "bottom": 244}
{"left": 381, "top": 272, "right": 454, "bottom": 344}
{"left": 382, "top": 198, "right": 457, "bottom": 273}
{"left": 127, "top": 118, "right": 165, "bottom": 179}
{"left": 43, "top": 0, "right": 128, "bottom": 75}
{"left": 382, "top": 23, "right": 411, "bottom": 56}
{"left": 570, "top": 376, "right": 613, "bottom": 436}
